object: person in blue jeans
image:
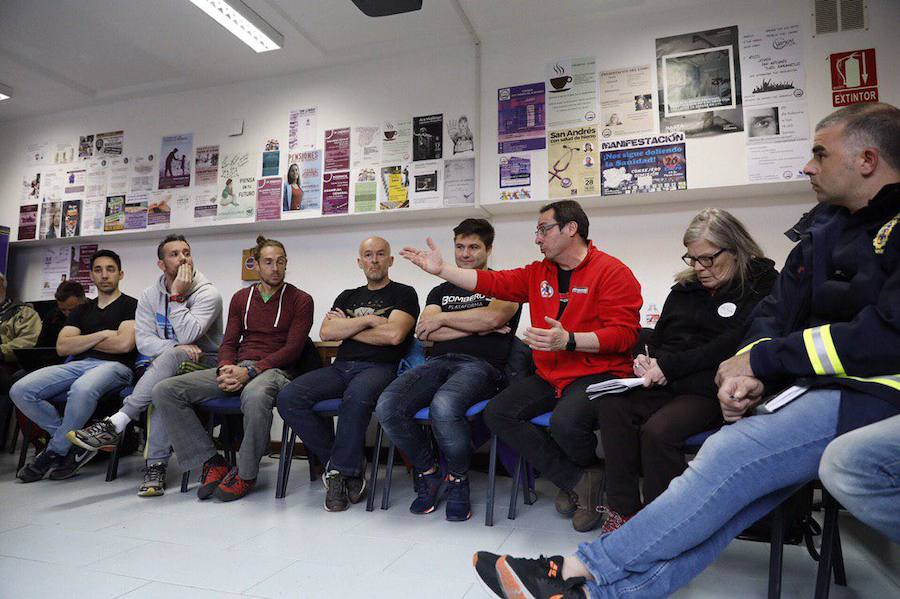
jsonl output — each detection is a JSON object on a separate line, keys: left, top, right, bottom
{"left": 472, "top": 102, "right": 900, "bottom": 598}
{"left": 277, "top": 236, "right": 419, "bottom": 513}
{"left": 376, "top": 219, "right": 520, "bottom": 521}
{"left": 12, "top": 249, "right": 137, "bottom": 483}
{"left": 819, "top": 414, "right": 900, "bottom": 543}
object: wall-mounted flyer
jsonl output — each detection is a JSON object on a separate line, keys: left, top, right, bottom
{"left": 159, "top": 133, "right": 193, "bottom": 189}
{"left": 740, "top": 24, "right": 805, "bottom": 106}
{"left": 382, "top": 120, "right": 412, "bottom": 164}
{"left": 352, "top": 126, "right": 381, "bottom": 169}
{"left": 412, "top": 114, "right": 443, "bottom": 161}
{"left": 410, "top": 160, "right": 442, "bottom": 209}
{"left": 147, "top": 190, "right": 174, "bottom": 229}
{"left": 745, "top": 103, "right": 810, "bottom": 183}
{"left": 40, "top": 202, "right": 61, "bottom": 239}
{"left": 600, "top": 132, "right": 687, "bottom": 195}
{"left": 95, "top": 131, "right": 124, "bottom": 156}
{"left": 256, "top": 177, "right": 282, "bottom": 221}
{"left": 379, "top": 165, "right": 409, "bottom": 210}
{"left": 324, "top": 128, "right": 351, "bottom": 172}
{"left": 599, "top": 65, "right": 655, "bottom": 140}
{"left": 129, "top": 154, "right": 157, "bottom": 192}
{"left": 61, "top": 199, "right": 81, "bottom": 237}
{"left": 548, "top": 125, "right": 599, "bottom": 199}
{"left": 323, "top": 171, "right": 350, "bottom": 215}
{"left": 18, "top": 205, "right": 38, "bottom": 241}
{"left": 104, "top": 195, "right": 126, "bottom": 232}
{"left": 498, "top": 83, "right": 546, "bottom": 153}
{"left": 546, "top": 57, "right": 597, "bottom": 127}
{"left": 352, "top": 168, "right": 377, "bottom": 213}
{"left": 499, "top": 155, "right": 531, "bottom": 188}
{"left": 283, "top": 150, "right": 322, "bottom": 216}
{"left": 195, "top": 145, "right": 220, "bottom": 186}
{"left": 124, "top": 193, "right": 148, "bottom": 230}
{"left": 217, "top": 152, "right": 256, "bottom": 221}
{"left": 446, "top": 114, "right": 474, "bottom": 157}
{"left": 443, "top": 158, "right": 475, "bottom": 206}
{"left": 288, "top": 107, "right": 317, "bottom": 151}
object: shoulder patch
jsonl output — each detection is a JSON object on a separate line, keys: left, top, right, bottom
{"left": 873, "top": 212, "right": 899, "bottom": 255}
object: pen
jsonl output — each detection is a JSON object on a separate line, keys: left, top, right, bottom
{"left": 644, "top": 344, "right": 650, "bottom": 357}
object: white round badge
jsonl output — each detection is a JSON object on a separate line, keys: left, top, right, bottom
{"left": 717, "top": 302, "right": 737, "bottom": 318}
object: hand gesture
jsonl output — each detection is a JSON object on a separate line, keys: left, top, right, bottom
{"left": 170, "top": 263, "right": 193, "bottom": 296}
{"left": 400, "top": 238, "right": 444, "bottom": 276}
{"left": 717, "top": 376, "right": 765, "bottom": 422}
{"left": 524, "top": 317, "right": 568, "bottom": 352}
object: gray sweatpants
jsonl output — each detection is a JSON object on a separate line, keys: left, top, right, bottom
{"left": 152, "top": 361, "right": 290, "bottom": 479}
{"left": 120, "top": 346, "right": 218, "bottom": 463}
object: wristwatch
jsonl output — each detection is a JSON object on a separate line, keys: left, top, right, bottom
{"left": 245, "top": 364, "right": 258, "bottom": 379}
{"left": 565, "top": 331, "right": 576, "bottom": 352}
{"left": 169, "top": 294, "right": 186, "bottom": 303}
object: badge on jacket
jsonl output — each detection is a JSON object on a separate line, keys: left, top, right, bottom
{"left": 540, "top": 280, "right": 554, "bottom": 298}
{"left": 717, "top": 302, "right": 737, "bottom": 317}
{"left": 873, "top": 212, "right": 898, "bottom": 255}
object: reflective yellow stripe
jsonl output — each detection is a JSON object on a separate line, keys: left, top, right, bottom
{"left": 736, "top": 338, "right": 771, "bottom": 355}
{"left": 819, "top": 325, "right": 845, "bottom": 376}
{"left": 803, "top": 328, "right": 826, "bottom": 375}
{"left": 838, "top": 374, "right": 900, "bottom": 392}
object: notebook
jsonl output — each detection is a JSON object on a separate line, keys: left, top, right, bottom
{"left": 586, "top": 377, "right": 644, "bottom": 399}
{"left": 755, "top": 385, "right": 810, "bottom": 414}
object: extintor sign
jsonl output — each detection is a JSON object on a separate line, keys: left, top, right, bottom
{"left": 830, "top": 49, "right": 878, "bottom": 107}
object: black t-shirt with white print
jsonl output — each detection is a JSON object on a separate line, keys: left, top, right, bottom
{"left": 333, "top": 281, "right": 420, "bottom": 364}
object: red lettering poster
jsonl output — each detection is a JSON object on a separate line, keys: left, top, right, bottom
{"left": 830, "top": 49, "right": 878, "bottom": 107}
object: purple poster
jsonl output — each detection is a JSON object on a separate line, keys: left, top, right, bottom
{"left": 255, "top": 177, "right": 282, "bottom": 222}
{"left": 322, "top": 171, "right": 350, "bottom": 215}
{"left": 498, "top": 83, "right": 547, "bottom": 153}
{"left": 324, "top": 127, "right": 351, "bottom": 172}
{"left": 500, "top": 156, "right": 531, "bottom": 188}
{"left": 18, "top": 205, "right": 38, "bottom": 240}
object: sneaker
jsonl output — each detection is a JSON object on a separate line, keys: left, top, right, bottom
{"left": 324, "top": 470, "right": 350, "bottom": 512}
{"left": 346, "top": 475, "right": 367, "bottom": 504}
{"left": 137, "top": 462, "right": 168, "bottom": 497}
{"left": 571, "top": 467, "right": 605, "bottom": 532}
{"left": 213, "top": 467, "right": 255, "bottom": 502}
{"left": 599, "top": 506, "right": 631, "bottom": 535}
{"left": 445, "top": 474, "right": 471, "bottom": 522}
{"left": 496, "top": 554, "right": 585, "bottom": 599}
{"left": 66, "top": 418, "right": 120, "bottom": 451}
{"left": 472, "top": 551, "right": 504, "bottom": 598}
{"left": 409, "top": 467, "right": 443, "bottom": 515}
{"left": 197, "top": 454, "right": 230, "bottom": 500}
{"left": 555, "top": 489, "right": 577, "bottom": 517}
{"left": 49, "top": 446, "right": 98, "bottom": 480}
{"left": 17, "top": 449, "right": 65, "bottom": 483}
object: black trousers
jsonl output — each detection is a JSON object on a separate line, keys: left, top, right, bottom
{"left": 596, "top": 387, "right": 724, "bottom": 516}
{"left": 484, "top": 372, "right": 612, "bottom": 492}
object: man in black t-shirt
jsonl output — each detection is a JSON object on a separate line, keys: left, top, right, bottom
{"left": 376, "top": 219, "right": 520, "bottom": 521}
{"left": 277, "top": 236, "right": 419, "bottom": 512}
{"left": 12, "top": 250, "right": 137, "bottom": 483}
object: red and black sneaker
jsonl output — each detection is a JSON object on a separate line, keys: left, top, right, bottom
{"left": 599, "top": 506, "right": 632, "bottom": 535}
{"left": 213, "top": 467, "right": 256, "bottom": 502}
{"left": 197, "top": 454, "right": 230, "bottom": 500}
{"left": 496, "top": 554, "right": 586, "bottom": 599}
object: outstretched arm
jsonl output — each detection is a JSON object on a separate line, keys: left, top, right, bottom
{"left": 400, "top": 238, "right": 477, "bottom": 290}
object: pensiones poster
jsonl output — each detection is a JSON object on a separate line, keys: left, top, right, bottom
{"left": 498, "top": 83, "right": 546, "bottom": 154}
{"left": 283, "top": 150, "right": 322, "bottom": 216}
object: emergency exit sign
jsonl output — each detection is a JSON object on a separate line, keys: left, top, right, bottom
{"left": 830, "top": 49, "right": 878, "bottom": 107}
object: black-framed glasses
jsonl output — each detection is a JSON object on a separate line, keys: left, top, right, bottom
{"left": 534, "top": 222, "right": 562, "bottom": 237}
{"left": 681, "top": 248, "right": 728, "bottom": 268}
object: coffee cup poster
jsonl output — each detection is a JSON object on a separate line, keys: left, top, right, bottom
{"left": 546, "top": 57, "right": 597, "bottom": 128}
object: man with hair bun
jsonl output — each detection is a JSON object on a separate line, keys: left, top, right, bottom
{"left": 153, "top": 235, "right": 313, "bottom": 502}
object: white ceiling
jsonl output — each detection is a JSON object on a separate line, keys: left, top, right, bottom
{"left": 0, "top": 0, "right": 670, "bottom": 123}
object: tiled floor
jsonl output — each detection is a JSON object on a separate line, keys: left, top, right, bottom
{"left": 0, "top": 449, "right": 897, "bottom": 598}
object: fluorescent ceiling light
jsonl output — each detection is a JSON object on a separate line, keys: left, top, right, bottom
{"left": 0, "top": 83, "right": 11, "bottom": 101}
{"left": 188, "top": 0, "right": 283, "bottom": 53}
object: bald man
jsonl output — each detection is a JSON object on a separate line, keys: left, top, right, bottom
{"left": 277, "top": 237, "right": 419, "bottom": 512}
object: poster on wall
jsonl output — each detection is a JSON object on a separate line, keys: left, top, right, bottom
{"left": 64, "top": 168, "right": 86, "bottom": 196}
{"left": 79, "top": 135, "right": 95, "bottom": 160}
{"left": 547, "top": 57, "right": 597, "bottom": 127}
{"left": 599, "top": 65, "right": 655, "bottom": 139}
{"left": 39, "top": 202, "right": 62, "bottom": 239}
{"left": 352, "top": 125, "right": 381, "bottom": 168}
{"left": 288, "top": 106, "right": 317, "bottom": 150}
{"left": 61, "top": 199, "right": 81, "bottom": 238}
{"left": 547, "top": 126, "right": 599, "bottom": 199}
{"left": 656, "top": 26, "right": 743, "bottom": 137}
{"left": 324, "top": 128, "right": 351, "bottom": 172}
{"left": 446, "top": 115, "right": 474, "bottom": 157}
{"left": 443, "top": 158, "right": 475, "bottom": 206}
{"left": 322, "top": 171, "right": 350, "bottom": 215}
{"left": 40, "top": 247, "right": 71, "bottom": 299}
{"left": 500, "top": 155, "right": 531, "bottom": 188}
{"left": 413, "top": 114, "right": 443, "bottom": 161}
{"left": 124, "top": 193, "right": 149, "bottom": 230}
{"left": 104, "top": 195, "right": 126, "bottom": 231}
{"left": 18, "top": 205, "right": 38, "bottom": 241}
{"left": 745, "top": 103, "right": 810, "bottom": 183}
{"left": 740, "top": 24, "right": 805, "bottom": 107}
{"left": 829, "top": 49, "right": 878, "bottom": 107}
{"left": 382, "top": 119, "right": 412, "bottom": 164}
{"left": 158, "top": 133, "right": 193, "bottom": 189}
{"left": 84, "top": 159, "right": 108, "bottom": 200}
{"left": 41, "top": 168, "right": 62, "bottom": 204}
{"left": 187, "top": 189, "right": 217, "bottom": 225}
{"left": 600, "top": 135, "right": 687, "bottom": 195}
{"left": 261, "top": 139, "right": 280, "bottom": 177}
{"left": 217, "top": 152, "right": 256, "bottom": 221}
{"left": 81, "top": 198, "right": 105, "bottom": 236}
{"left": 129, "top": 153, "right": 157, "bottom": 192}
{"left": 379, "top": 165, "right": 409, "bottom": 210}
{"left": 95, "top": 130, "right": 124, "bottom": 156}
{"left": 69, "top": 244, "right": 98, "bottom": 293}
{"left": 147, "top": 190, "right": 174, "bottom": 229}
{"left": 53, "top": 143, "right": 75, "bottom": 165}
{"left": 256, "top": 177, "right": 282, "bottom": 222}
{"left": 352, "top": 168, "right": 377, "bottom": 213}
{"left": 498, "top": 83, "right": 546, "bottom": 153}
{"left": 283, "top": 150, "right": 322, "bottom": 216}
{"left": 24, "top": 142, "right": 49, "bottom": 164}
{"left": 195, "top": 145, "right": 219, "bottom": 186}
{"left": 410, "top": 160, "right": 442, "bottom": 209}
{"left": 106, "top": 157, "right": 129, "bottom": 196}
{"left": 21, "top": 170, "right": 41, "bottom": 205}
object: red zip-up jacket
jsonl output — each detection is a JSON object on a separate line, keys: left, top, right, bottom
{"left": 474, "top": 242, "right": 641, "bottom": 394}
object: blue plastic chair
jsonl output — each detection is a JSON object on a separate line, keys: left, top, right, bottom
{"left": 179, "top": 396, "right": 244, "bottom": 492}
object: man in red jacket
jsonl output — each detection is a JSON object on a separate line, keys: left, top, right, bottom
{"left": 402, "top": 200, "right": 641, "bottom": 531}
{"left": 153, "top": 236, "right": 314, "bottom": 502}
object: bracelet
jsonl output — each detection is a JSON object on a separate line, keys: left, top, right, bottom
{"left": 565, "top": 331, "right": 577, "bottom": 352}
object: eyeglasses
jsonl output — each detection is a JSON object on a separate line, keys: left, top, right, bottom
{"left": 534, "top": 222, "right": 562, "bottom": 237}
{"left": 681, "top": 248, "right": 729, "bottom": 268}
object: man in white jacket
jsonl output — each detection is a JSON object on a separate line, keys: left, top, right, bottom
{"left": 68, "top": 235, "right": 223, "bottom": 496}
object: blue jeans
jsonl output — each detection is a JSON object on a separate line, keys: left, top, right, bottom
{"left": 819, "top": 413, "right": 900, "bottom": 543}
{"left": 575, "top": 389, "right": 841, "bottom": 599}
{"left": 375, "top": 354, "right": 501, "bottom": 476}
{"left": 276, "top": 360, "right": 396, "bottom": 477}
{"left": 10, "top": 358, "right": 134, "bottom": 456}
